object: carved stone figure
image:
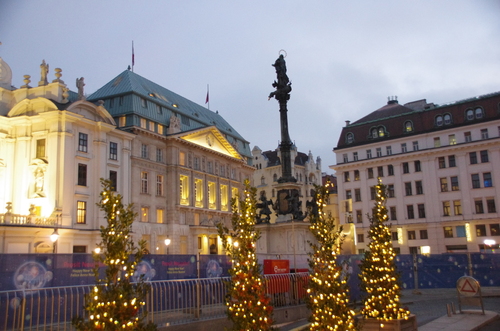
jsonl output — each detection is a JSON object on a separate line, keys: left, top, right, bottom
{"left": 76, "top": 77, "right": 85, "bottom": 100}
{"left": 256, "top": 191, "right": 273, "bottom": 224}
{"left": 39, "top": 60, "right": 49, "bottom": 86}
{"left": 34, "top": 166, "right": 45, "bottom": 197}
{"left": 168, "top": 114, "right": 181, "bottom": 134}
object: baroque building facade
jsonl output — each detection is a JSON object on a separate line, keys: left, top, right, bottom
{"left": 333, "top": 93, "right": 500, "bottom": 255}
{"left": 0, "top": 56, "right": 254, "bottom": 255}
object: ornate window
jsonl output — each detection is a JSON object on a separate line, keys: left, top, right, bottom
{"left": 435, "top": 115, "right": 443, "bottom": 126}
{"left": 444, "top": 114, "right": 452, "bottom": 125}
{"left": 346, "top": 132, "right": 354, "bottom": 144}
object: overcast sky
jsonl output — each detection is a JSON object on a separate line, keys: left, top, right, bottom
{"left": 2, "top": 1, "right": 500, "bottom": 174}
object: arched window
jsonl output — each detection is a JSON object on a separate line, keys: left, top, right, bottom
{"left": 435, "top": 115, "right": 443, "bottom": 126}
{"left": 346, "top": 132, "right": 354, "bottom": 144}
{"left": 475, "top": 107, "right": 484, "bottom": 119}
{"left": 404, "top": 121, "right": 413, "bottom": 132}
{"left": 444, "top": 114, "right": 452, "bottom": 125}
{"left": 466, "top": 109, "right": 474, "bottom": 120}
{"left": 378, "top": 127, "right": 385, "bottom": 137}
{"left": 371, "top": 128, "right": 378, "bottom": 138}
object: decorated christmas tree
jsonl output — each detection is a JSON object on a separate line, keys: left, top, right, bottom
{"left": 306, "top": 182, "right": 355, "bottom": 330}
{"left": 217, "top": 179, "right": 273, "bottom": 331}
{"left": 73, "top": 179, "right": 156, "bottom": 331}
{"left": 359, "top": 178, "right": 410, "bottom": 321}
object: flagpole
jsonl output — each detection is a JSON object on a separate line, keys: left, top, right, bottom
{"left": 132, "top": 41, "right": 135, "bottom": 72}
{"left": 206, "top": 84, "right": 210, "bottom": 110}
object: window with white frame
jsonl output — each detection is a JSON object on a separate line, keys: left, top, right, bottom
{"left": 141, "top": 172, "right": 148, "bottom": 193}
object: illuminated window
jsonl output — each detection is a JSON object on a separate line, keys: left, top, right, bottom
{"left": 354, "top": 170, "right": 360, "bottom": 181}
{"left": 453, "top": 200, "right": 462, "bottom": 215}
{"left": 443, "top": 201, "right": 450, "bottom": 216}
{"left": 220, "top": 185, "right": 228, "bottom": 211}
{"left": 179, "top": 151, "right": 186, "bottom": 166}
{"left": 141, "top": 172, "right": 148, "bottom": 194}
{"left": 119, "top": 116, "right": 126, "bottom": 127}
{"left": 444, "top": 226, "right": 453, "bottom": 238}
{"left": 356, "top": 210, "right": 362, "bottom": 223}
{"left": 78, "top": 133, "right": 88, "bottom": 152}
{"left": 36, "top": 139, "right": 46, "bottom": 158}
{"left": 141, "top": 207, "right": 149, "bottom": 222}
{"left": 232, "top": 187, "right": 239, "bottom": 209}
{"left": 440, "top": 178, "right": 448, "bottom": 192}
{"left": 156, "top": 208, "right": 164, "bottom": 223}
{"left": 77, "top": 201, "right": 87, "bottom": 224}
{"left": 148, "top": 121, "right": 154, "bottom": 131}
{"left": 195, "top": 178, "right": 203, "bottom": 207}
{"left": 448, "top": 134, "right": 456, "bottom": 145}
{"left": 157, "top": 124, "right": 163, "bottom": 134}
{"left": 180, "top": 175, "right": 189, "bottom": 205}
{"left": 140, "top": 118, "right": 147, "bottom": 128}
{"left": 208, "top": 182, "right": 216, "bottom": 209}
{"left": 344, "top": 172, "right": 350, "bottom": 182}
{"left": 407, "top": 231, "right": 416, "bottom": 240}
{"left": 404, "top": 121, "right": 413, "bottom": 132}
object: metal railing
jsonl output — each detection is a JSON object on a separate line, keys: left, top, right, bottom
{"left": 0, "top": 273, "right": 309, "bottom": 331}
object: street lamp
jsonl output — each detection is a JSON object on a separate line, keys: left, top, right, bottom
{"left": 164, "top": 237, "right": 171, "bottom": 254}
{"left": 50, "top": 228, "right": 59, "bottom": 253}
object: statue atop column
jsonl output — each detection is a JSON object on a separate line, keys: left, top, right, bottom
{"left": 39, "top": 60, "right": 49, "bottom": 86}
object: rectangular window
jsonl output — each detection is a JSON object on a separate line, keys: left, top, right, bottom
{"left": 418, "top": 204, "right": 426, "bottom": 218}
{"left": 78, "top": 133, "right": 88, "bottom": 152}
{"left": 77, "top": 201, "right": 87, "bottom": 224}
{"left": 480, "top": 150, "right": 489, "bottom": 163}
{"left": 490, "top": 224, "right": 500, "bottom": 236}
{"left": 208, "top": 182, "right": 216, "bottom": 209}
{"left": 377, "top": 166, "right": 384, "bottom": 177}
{"left": 487, "top": 199, "right": 496, "bottom": 213}
{"left": 366, "top": 149, "right": 372, "bottom": 159}
{"left": 464, "top": 131, "right": 472, "bottom": 142}
{"left": 141, "top": 207, "right": 149, "bottom": 222}
{"left": 194, "top": 178, "right": 203, "bottom": 207}
{"left": 355, "top": 189, "right": 361, "bottom": 202}
{"left": 141, "top": 172, "right": 148, "bottom": 194}
{"left": 148, "top": 121, "right": 154, "bottom": 131}
{"left": 415, "top": 180, "right": 423, "bottom": 195}
{"left": 156, "top": 175, "right": 163, "bottom": 196}
{"left": 368, "top": 168, "right": 374, "bottom": 179}
{"left": 354, "top": 170, "right": 360, "bottom": 181}
{"left": 356, "top": 210, "right": 362, "bottom": 223}
{"left": 109, "top": 170, "right": 117, "bottom": 191}
{"left": 456, "top": 226, "right": 466, "bottom": 238}
{"left": 370, "top": 187, "right": 376, "bottom": 200}
{"left": 448, "top": 134, "right": 456, "bottom": 145}
{"left": 472, "top": 174, "right": 480, "bottom": 188}
{"left": 157, "top": 124, "right": 164, "bottom": 135}
{"left": 408, "top": 230, "right": 416, "bottom": 240}
{"left": 388, "top": 184, "right": 395, "bottom": 198}
{"left": 386, "top": 146, "right": 392, "bottom": 155}
{"left": 483, "top": 172, "right": 492, "bottom": 187}
{"left": 353, "top": 152, "right": 358, "bottom": 161}
{"left": 405, "top": 182, "right": 412, "bottom": 196}
{"left": 453, "top": 200, "right": 462, "bottom": 215}
{"left": 343, "top": 153, "right": 348, "bottom": 163}
{"left": 414, "top": 160, "right": 421, "bottom": 172}
{"left": 140, "top": 118, "right": 147, "bottom": 128}
{"left": 448, "top": 155, "right": 456, "bottom": 167}
{"left": 156, "top": 148, "right": 163, "bottom": 163}
{"left": 141, "top": 98, "right": 147, "bottom": 108}
{"left": 390, "top": 206, "right": 397, "bottom": 220}
{"left": 402, "top": 162, "right": 409, "bottom": 174}
{"left": 434, "top": 137, "right": 441, "bottom": 147}
{"left": 109, "top": 142, "right": 118, "bottom": 160}
{"left": 481, "top": 129, "right": 489, "bottom": 139}
{"left": 119, "top": 116, "right": 126, "bottom": 127}
{"left": 36, "top": 139, "right": 46, "bottom": 158}
{"left": 469, "top": 152, "right": 477, "bottom": 164}
{"left": 451, "top": 176, "right": 459, "bottom": 191}
{"left": 407, "top": 205, "right": 415, "bottom": 219}
{"left": 78, "top": 163, "right": 87, "bottom": 186}
{"left": 412, "top": 141, "right": 419, "bottom": 151}
{"left": 180, "top": 175, "right": 189, "bottom": 205}
{"left": 156, "top": 208, "right": 164, "bottom": 223}
{"left": 141, "top": 144, "right": 148, "bottom": 159}
{"left": 179, "top": 151, "right": 186, "bottom": 166}
{"left": 357, "top": 234, "right": 364, "bottom": 243}
{"left": 220, "top": 185, "right": 228, "bottom": 211}
{"left": 194, "top": 157, "right": 200, "bottom": 170}
{"left": 476, "top": 224, "right": 487, "bottom": 237}
{"left": 440, "top": 178, "right": 448, "bottom": 192}
{"left": 401, "top": 143, "right": 407, "bottom": 153}
{"left": 391, "top": 231, "right": 398, "bottom": 241}
{"left": 443, "top": 201, "right": 451, "bottom": 216}
{"left": 444, "top": 226, "right": 453, "bottom": 238}
{"left": 475, "top": 199, "right": 484, "bottom": 214}
{"left": 438, "top": 157, "right": 446, "bottom": 169}
{"left": 345, "top": 190, "right": 352, "bottom": 200}
{"left": 344, "top": 172, "right": 350, "bottom": 182}
{"left": 376, "top": 148, "right": 382, "bottom": 157}
{"left": 388, "top": 164, "right": 394, "bottom": 176}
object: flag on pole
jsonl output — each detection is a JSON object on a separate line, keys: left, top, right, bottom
{"left": 132, "top": 41, "right": 135, "bottom": 69}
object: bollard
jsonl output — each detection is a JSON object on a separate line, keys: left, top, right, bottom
{"left": 446, "top": 303, "right": 452, "bottom": 317}
{"left": 451, "top": 302, "right": 456, "bottom": 314}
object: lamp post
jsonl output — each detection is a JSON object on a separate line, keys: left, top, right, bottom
{"left": 164, "top": 237, "right": 171, "bottom": 255}
{"left": 50, "top": 228, "right": 59, "bottom": 253}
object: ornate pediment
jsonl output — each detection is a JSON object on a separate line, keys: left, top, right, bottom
{"left": 176, "top": 126, "right": 243, "bottom": 160}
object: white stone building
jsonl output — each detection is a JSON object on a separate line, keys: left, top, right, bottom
{"left": 333, "top": 93, "right": 500, "bottom": 255}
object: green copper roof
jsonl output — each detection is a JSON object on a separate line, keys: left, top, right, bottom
{"left": 88, "top": 70, "right": 251, "bottom": 158}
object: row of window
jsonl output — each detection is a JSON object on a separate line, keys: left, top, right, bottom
{"left": 179, "top": 174, "right": 237, "bottom": 211}
{"left": 78, "top": 133, "right": 120, "bottom": 161}
{"left": 343, "top": 127, "right": 495, "bottom": 161}
{"left": 179, "top": 151, "right": 240, "bottom": 180}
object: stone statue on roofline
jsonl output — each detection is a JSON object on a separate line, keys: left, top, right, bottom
{"left": 76, "top": 77, "right": 85, "bottom": 100}
{"left": 39, "top": 60, "right": 49, "bottom": 86}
